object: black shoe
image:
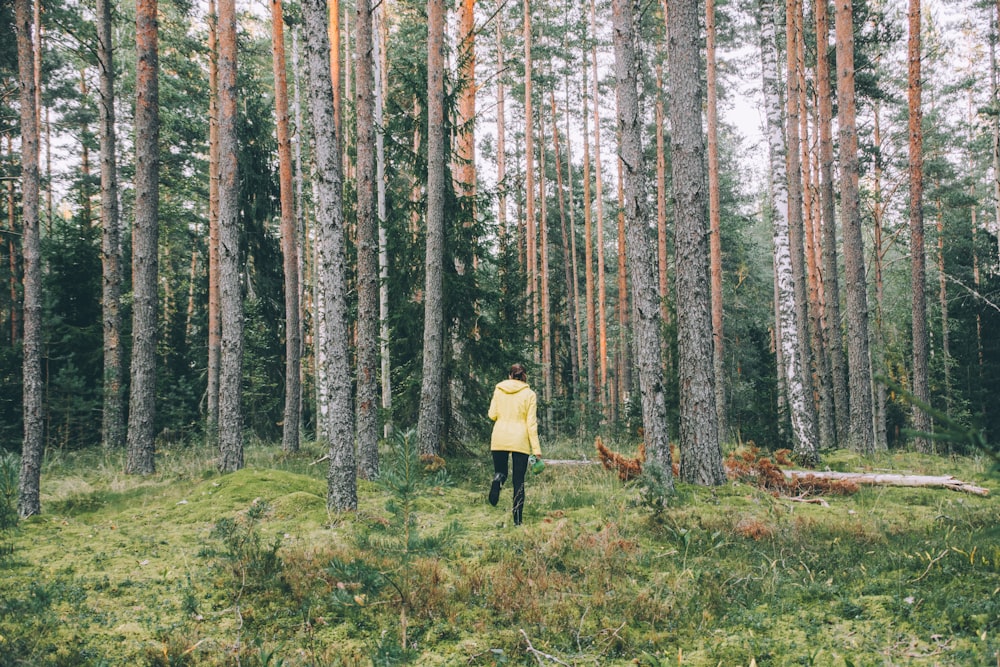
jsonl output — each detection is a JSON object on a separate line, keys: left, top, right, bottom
{"left": 489, "top": 474, "right": 504, "bottom": 506}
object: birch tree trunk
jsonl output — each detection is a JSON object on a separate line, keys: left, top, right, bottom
{"left": 97, "top": 0, "right": 124, "bottom": 451}
{"left": 758, "top": 0, "right": 819, "bottom": 464}
{"left": 590, "top": 0, "right": 608, "bottom": 407}
{"left": 783, "top": 0, "right": 819, "bottom": 464}
{"left": 207, "top": 0, "right": 221, "bottom": 436}
{"left": 582, "top": 63, "right": 597, "bottom": 405}
{"left": 908, "top": 0, "right": 931, "bottom": 451}
{"left": 272, "top": 0, "right": 302, "bottom": 454}
{"left": 15, "top": 0, "right": 43, "bottom": 516}
{"left": 126, "top": 0, "right": 160, "bottom": 476}
{"left": 418, "top": 0, "right": 446, "bottom": 457}
{"left": 835, "top": 0, "right": 876, "bottom": 455}
{"left": 355, "top": 0, "right": 379, "bottom": 477}
{"left": 217, "top": 0, "right": 245, "bottom": 472}
{"left": 612, "top": 0, "right": 673, "bottom": 490}
{"left": 670, "top": 0, "right": 725, "bottom": 485}
{"left": 375, "top": 0, "right": 392, "bottom": 439}
{"left": 302, "top": 0, "right": 357, "bottom": 510}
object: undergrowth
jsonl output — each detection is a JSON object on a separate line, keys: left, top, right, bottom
{"left": 0, "top": 438, "right": 996, "bottom": 666}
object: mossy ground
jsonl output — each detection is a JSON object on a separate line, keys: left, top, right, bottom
{"left": 1, "top": 439, "right": 997, "bottom": 666}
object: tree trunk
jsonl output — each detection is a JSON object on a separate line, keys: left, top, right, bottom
{"left": 783, "top": 0, "right": 819, "bottom": 464}
{"left": 217, "top": 0, "right": 244, "bottom": 473}
{"left": 418, "top": 0, "right": 446, "bottom": 457}
{"left": 329, "top": 0, "right": 342, "bottom": 146}
{"left": 524, "top": 0, "right": 538, "bottom": 356}
{"left": 15, "top": 0, "right": 43, "bottom": 517}
{"left": 670, "top": 0, "right": 725, "bottom": 486}
{"left": 375, "top": 0, "right": 392, "bottom": 439}
{"left": 551, "top": 89, "right": 580, "bottom": 396}
{"left": 835, "top": 0, "right": 875, "bottom": 454}
{"left": 302, "top": 0, "right": 356, "bottom": 510}
{"left": 6, "top": 135, "right": 19, "bottom": 347}
{"left": 126, "top": 0, "right": 160, "bottom": 476}
{"left": 935, "top": 193, "right": 950, "bottom": 419}
{"left": 582, "top": 63, "right": 597, "bottom": 405}
{"left": 616, "top": 155, "right": 629, "bottom": 412}
{"left": 272, "top": 0, "right": 302, "bottom": 454}
{"left": 907, "top": 0, "right": 931, "bottom": 452}
{"left": 355, "top": 0, "right": 379, "bottom": 477}
{"left": 706, "top": 0, "right": 726, "bottom": 442}
{"left": 538, "top": 102, "right": 554, "bottom": 426}
{"left": 758, "top": 0, "right": 818, "bottom": 464}
{"left": 815, "top": 0, "right": 847, "bottom": 449}
{"left": 612, "top": 0, "right": 673, "bottom": 491}
{"left": 97, "top": 0, "right": 125, "bottom": 451}
{"left": 207, "top": 0, "right": 221, "bottom": 435}
{"left": 872, "top": 99, "right": 888, "bottom": 452}
{"left": 590, "top": 0, "right": 608, "bottom": 408}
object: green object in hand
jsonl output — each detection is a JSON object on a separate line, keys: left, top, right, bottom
{"left": 529, "top": 455, "right": 545, "bottom": 475}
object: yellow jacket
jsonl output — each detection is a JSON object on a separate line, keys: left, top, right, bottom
{"left": 488, "top": 379, "right": 541, "bottom": 456}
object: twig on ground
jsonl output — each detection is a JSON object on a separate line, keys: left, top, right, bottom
{"left": 520, "top": 628, "right": 570, "bottom": 666}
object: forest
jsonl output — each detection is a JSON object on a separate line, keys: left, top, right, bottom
{"left": 1, "top": 0, "right": 999, "bottom": 663}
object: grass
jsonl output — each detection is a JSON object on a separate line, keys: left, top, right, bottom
{"left": 0, "top": 437, "right": 997, "bottom": 666}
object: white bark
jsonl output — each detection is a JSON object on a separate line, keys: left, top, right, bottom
{"left": 758, "top": 0, "right": 818, "bottom": 458}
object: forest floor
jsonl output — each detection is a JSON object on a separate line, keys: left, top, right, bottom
{"left": 0, "top": 436, "right": 997, "bottom": 666}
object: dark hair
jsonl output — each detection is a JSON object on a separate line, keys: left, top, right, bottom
{"left": 509, "top": 363, "right": 527, "bottom": 382}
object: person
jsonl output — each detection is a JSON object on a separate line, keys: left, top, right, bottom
{"left": 487, "top": 363, "right": 542, "bottom": 525}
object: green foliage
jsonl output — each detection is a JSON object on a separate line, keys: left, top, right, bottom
{"left": 328, "top": 429, "right": 461, "bottom": 659}
{"left": 0, "top": 451, "right": 18, "bottom": 559}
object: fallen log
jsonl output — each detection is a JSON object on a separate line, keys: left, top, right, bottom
{"left": 780, "top": 470, "right": 990, "bottom": 496}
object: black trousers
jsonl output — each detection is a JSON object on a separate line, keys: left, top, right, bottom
{"left": 492, "top": 450, "right": 529, "bottom": 524}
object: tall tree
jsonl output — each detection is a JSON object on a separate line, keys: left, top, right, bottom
{"left": 206, "top": 0, "right": 221, "bottom": 436}
{"left": 271, "top": 0, "right": 302, "bottom": 454}
{"left": 524, "top": 0, "right": 538, "bottom": 355}
{"left": 669, "top": 0, "right": 725, "bottom": 485}
{"left": 835, "top": 0, "right": 875, "bottom": 454}
{"left": 97, "top": 0, "right": 124, "bottom": 450}
{"left": 590, "top": 0, "right": 608, "bottom": 407}
{"left": 217, "top": 0, "right": 244, "bottom": 472}
{"left": 15, "top": 0, "right": 43, "bottom": 516}
{"left": 355, "top": 0, "right": 379, "bottom": 477}
{"left": 815, "top": 0, "right": 847, "bottom": 448}
{"left": 705, "top": 0, "right": 726, "bottom": 441}
{"left": 582, "top": 62, "right": 597, "bottom": 405}
{"left": 418, "top": 0, "right": 446, "bottom": 457}
{"left": 302, "top": 0, "right": 356, "bottom": 510}
{"left": 908, "top": 0, "right": 931, "bottom": 451}
{"left": 759, "top": 0, "right": 818, "bottom": 465}
{"left": 784, "top": 0, "right": 819, "bottom": 462}
{"left": 376, "top": 2, "right": 391, "bottom": 438}
{"left": 612, "top": 0, "right": 673, "bottom": 491}
{"left": 125, "top": 0, "right": 160, "bottom": 475}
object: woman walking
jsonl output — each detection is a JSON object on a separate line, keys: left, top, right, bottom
{"left": 488, "top": 363, "right": 542, "bottom": 525}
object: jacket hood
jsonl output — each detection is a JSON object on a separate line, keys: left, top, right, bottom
{"left": 496, "top": 379, "right": 529, "bottom": 394}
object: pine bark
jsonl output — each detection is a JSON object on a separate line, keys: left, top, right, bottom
{"left": 835, "top": 0, "right": 875, "bottom": 454}
{"left": 758, "top": 0, "right": 818, "bottom": 464}
{"left": 302, "top": 0, "right": 356, "bottom": 510}
{"left": 815, "top": 0, "right": 847, "bottom": 448}
{"left": 355, "top": 0, "right": 379, "bottom": 477}
{"left": 670, "top": 0, "right": 725, "bottom": 485}
{"left": 418, "top": 0, "right": 446, "bottom": 457}
{"left": 217, "top": 0, "right": 244, "bottom": 472}
{"left": 126, "top": 0, "right": 160, "bottom": 476}
{"left": 612, "top": 0, "right": 673, "bottom": 489}
{"left": 524, "top": 0, "right": 538, "bottom": 354}
{"left": 272, "top": 0, "right": 302, "bottom": 454}
{"left": 15, "top": 0, "right": 43, "bottom": 516}
{"left": 706, "top": 0, "right": 726, "bottom": 441}
{"left": 5, "top": 135, "right": 18, "bottom": 347}
{"left": 97, "top": 0, "right": 124, "bottom": 451}
{"left": 908, "top": 0, "right": 931, "bottom": 451}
